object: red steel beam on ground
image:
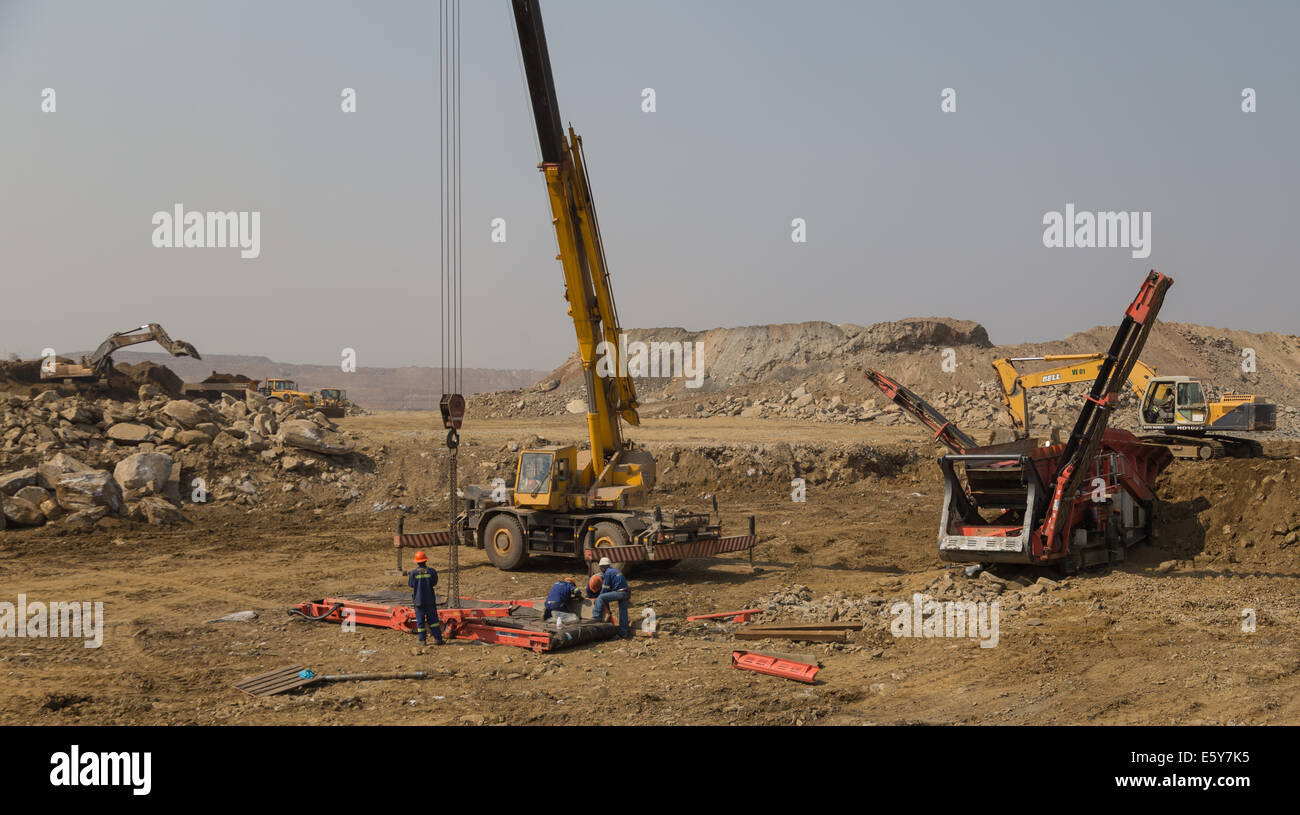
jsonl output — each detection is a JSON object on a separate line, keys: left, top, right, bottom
{"left": 731, "top": 650, "right": 820, "bottom": 684}
{"left": 686, "top": 609, "right": 764, "bottom": 623}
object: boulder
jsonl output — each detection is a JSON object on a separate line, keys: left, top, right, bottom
{"left": 113, "top": 452, "right": 174, "bottom": 500}
{"left": 59, "top": 403, "right": 100, "bottom": 424}
{"left": 13, "top": 485, "right": 51, "bottom": 506}
{"left": 1, "top": 495, "right": 45, "bottom": 526}
{"left": 64, "top": 506, "right": 109, "bottom": 531}
{"left": 55, "top": 470, "right": 124, "bottom": 515}
{"left": 104, "top": 402, "right": 139, "bottom": 423}
{"left": 39, "top": 499, "right": 65, "bottom": 522}
{"left": 138, "top": 383, "right": 163, "bottom": 401}
{"left": 106, "top": 422, "right": 154, "bottom": 444}
{"left": 252, "top": 413, "right": 276, "bottom": 437}
{"left": 565, "top": 399, "right": 585, "bottom": 414}
{"left": 243, "top": 430, "right": 268, "bottom": 452}
{"left": 245, "top": 390, "right": 267, "bottom": 411}
{"left": 276, "top": 420, "right": 355, "bottom": 456}
{"left": 161, "top": 400, "right": 209, "bottom": 429}
{"left": 37, "top": 453, "right": 95, "bottom": 490}
{"left": 175, "top": 430, "right": 212, "bottom": 447}
{"left": 0, "top": 468, "right": 40, "bottom": 495}
{"left": 130, "top": 496, "right": 184, "bottom": 526}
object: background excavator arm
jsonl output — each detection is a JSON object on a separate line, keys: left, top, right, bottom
{"left": 84, "top": 323, "right": 200, "bottom": 378}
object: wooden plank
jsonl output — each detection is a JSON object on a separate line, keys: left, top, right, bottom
{"left": 734, "top": 629, "right": 847, "bottom": 642}
{"left": 234, "top": 665, "right": 317, "bottom": 697}
{"left": 743, "top": 621, "right": 861, "bottom": 631}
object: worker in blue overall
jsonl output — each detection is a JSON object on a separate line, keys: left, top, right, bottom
{"left": 589, "top": 557, "right": 631, "bottom": 638}
{"left": 542, "top": 576, "right": 581, "bottom": 621}
{"left": 408, "top": 551, "right": 444, "bottom": 645}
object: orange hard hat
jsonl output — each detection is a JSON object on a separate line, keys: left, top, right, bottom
{"left": 563, "top": 576, "right": 576, "bottom": 584}
{"left": 413, "top": 551, "right": 428, "bottom": 563}
{"left": 587, "top": 573, "right": 603, "bottom": 594}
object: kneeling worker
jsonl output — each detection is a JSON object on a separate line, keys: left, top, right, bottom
{"left": 543, "top": 576, "right": 582, "bottom": 621}
{"left": 408, "top": 551, "right": 444, "bottom": 646}
{"left": 589, "top": 557, "right": 631, "bottom": 638}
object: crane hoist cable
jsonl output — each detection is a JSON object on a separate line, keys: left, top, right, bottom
{"left": 438, "top": 0, "right": 465, "bottom": 608}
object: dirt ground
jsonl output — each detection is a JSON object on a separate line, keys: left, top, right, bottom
{"left": 2, "top": 414, "right": 1298, "bottom": 726}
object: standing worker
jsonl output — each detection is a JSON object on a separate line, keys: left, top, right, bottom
{"left": 542, "top": 576, "right": 582, "bottom": 621}
{"left": 589, "top": 557, "right": 631, "bottom": 638}
{"left": 408, "top": 551, "right": 445, "bottom": 646}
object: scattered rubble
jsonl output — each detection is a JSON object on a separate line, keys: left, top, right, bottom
{"left": 0, "top": 386, "right": 373, "bottom": 532}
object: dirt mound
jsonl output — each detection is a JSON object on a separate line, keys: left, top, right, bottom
{"left": 473, "top": 319, "right": 1299, "bottom": 444}
{"left": 1154, "top": 442, "right": 1300, "bottom": 570}
{"left": 114, "top": 361, "right": 184, "bottom": 398}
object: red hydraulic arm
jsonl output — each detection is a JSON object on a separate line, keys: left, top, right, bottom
{"left": 1037, "top": 270, "right": 1173, "bottom": 557}
{"left": 865, "top": 369, "right": 979, "bottom": 454}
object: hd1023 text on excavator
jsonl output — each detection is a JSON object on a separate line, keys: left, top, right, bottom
{"left": 992, "top": 353, "right": 1275, "bottom": 459}
{"left": 869, "top": 270, "right": 1177, "bottom": 572}
{"left": 425, "top": 0, "right": 756, "bottom": 574}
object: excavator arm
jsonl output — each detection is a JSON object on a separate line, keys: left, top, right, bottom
{"left": 84, "top": 324, "right": 200, "bottom": 378}
{"left": 994, "top": 354, "right": 1159, "bottom": 437}
{"left": 512, "top": 0, "right": 639, "bottom": 480}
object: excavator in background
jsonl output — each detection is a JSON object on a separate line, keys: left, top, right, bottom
{"left": 41, "top": 323, "right": 200, "bottom": 383}
{"left": 993, "top": 354, "right": 1275, "bottom": 459}
{"left": 444, "top": 0, "right": 755, "bottom": 573}
{"left": 868, "top": 271, "right": 1176, "bottom": 572}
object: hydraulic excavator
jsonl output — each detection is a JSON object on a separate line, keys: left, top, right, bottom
{"left": 992, "top": 354, "right": 1275, "bottom": 458}
{"left": 448, "top": 0, "right": 755, "bottom": 573}
{"left": 869, "top": 271, "right": 1176, "bottom": 571}
{"left": 41, "top": 323, "right": 200, "bottom": 383}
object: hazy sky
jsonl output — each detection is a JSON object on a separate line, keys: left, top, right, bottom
{"left": 2, "top": 0, "right": 1297, "bottom": 370}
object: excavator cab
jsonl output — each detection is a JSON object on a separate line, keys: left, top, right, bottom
{"left": 1140, "top": 376, "right": 1208, "bottom": 429}
{"left": 513, "top": 446, "right": 576, "bottom": 511}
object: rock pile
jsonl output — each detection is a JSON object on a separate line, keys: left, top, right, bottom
{"left": 0, "top": 386, "right": 368, "bottom": 532}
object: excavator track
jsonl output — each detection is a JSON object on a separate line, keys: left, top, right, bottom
{"left": 1139, "top": 434, "right": 1262, "bottom": 460}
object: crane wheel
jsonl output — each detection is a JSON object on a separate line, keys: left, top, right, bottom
{"left": 588, "top": 521, "right": 630, "bottom": 574}
{"left": 484, "top": 514, "right": 529, "bottom": 571}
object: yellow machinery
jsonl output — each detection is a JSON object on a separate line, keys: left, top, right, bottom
{"left": 258, "top": 378, "right": 316, "bottom": 408}
{"left": 451, "top": 0, "right": 745, "bottom": 572}
{"left": 315, "top": 388, "right": 348, "bottom": 418}
{"left": 994, "top": 354, "right": 1276, "bottom": 458}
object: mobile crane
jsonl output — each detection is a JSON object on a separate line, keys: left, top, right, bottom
{"left": 869, "top": 271, "right": 1176, "bottom": 571}
{"left": 446, "top": 0, "right": 755, "bottom": 573}
{"left": 992, "top": 354, "right": 1275, "bottom": 458}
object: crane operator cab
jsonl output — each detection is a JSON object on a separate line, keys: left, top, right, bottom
{"left": 514, "top": 446, "right": 576, "bottom": 510}
{"left": 1141, "top": 376, "right": 1208, "bottom": 429}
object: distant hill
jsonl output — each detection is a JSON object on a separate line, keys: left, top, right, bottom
{"left": 104, "top": 351, "right": 547, "bottom": 411}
